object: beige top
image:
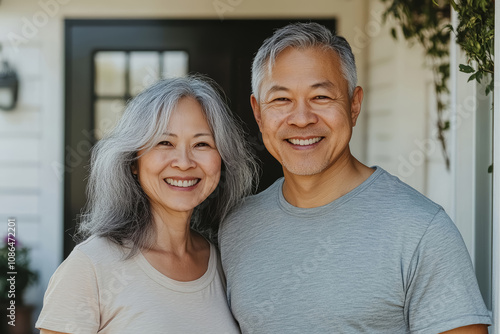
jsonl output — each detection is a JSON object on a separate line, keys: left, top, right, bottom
{"left": 36, "top": 236, "right": 240, "bottom": 334}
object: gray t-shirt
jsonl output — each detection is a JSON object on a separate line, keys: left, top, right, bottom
{"left": 219, "top": 167, "right": 491, "bottom": 333}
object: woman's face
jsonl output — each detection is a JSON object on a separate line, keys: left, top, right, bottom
{"left": 134, "top": 97, "right": 222, "bottom": 216}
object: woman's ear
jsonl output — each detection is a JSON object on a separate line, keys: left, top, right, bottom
{"left": 131, "top": 161, "right": 138, "bottom": 176}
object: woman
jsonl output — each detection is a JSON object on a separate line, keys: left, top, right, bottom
{"left": 36, "top": 76, "right": 258, "bottom": 333}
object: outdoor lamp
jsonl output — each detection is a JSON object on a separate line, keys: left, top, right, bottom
{"left": 0, "top": 60, "right": 19, "bottom": 111}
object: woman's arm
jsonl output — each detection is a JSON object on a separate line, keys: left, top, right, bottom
{"left": 36, "top": 249, "right": 100, "bottom": 332}
{"left": 40, "top": 329, "right": 69, "bottom": 334}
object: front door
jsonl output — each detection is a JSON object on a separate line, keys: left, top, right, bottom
{"left": 64, "top": 18, "right": 336, "bottom": 256}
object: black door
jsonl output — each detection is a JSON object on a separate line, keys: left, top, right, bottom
{"left": 64, "top": 19, "right": 336, "bottom": 257}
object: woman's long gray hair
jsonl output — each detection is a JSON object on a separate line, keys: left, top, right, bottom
{"left": 76, "top": 75, "right": 259, "bottom": 256}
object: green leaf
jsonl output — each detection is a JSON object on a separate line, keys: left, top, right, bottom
{"left": 391, "top": 28, "right": 397, "bottom": 40}
{"left": 485, "top": 79, "right": 494, "bottom": 96}
{"left": 488, "top": 164, "right": 493, "bottom": 173}
{"left": 467, "top": 73, "right": 477, "bottom": 82}
{"left": 475, "top": 71, "right": 483, "bottom": 83}
{"left": 459, "top": 64, "right": 475, "bottom": 73}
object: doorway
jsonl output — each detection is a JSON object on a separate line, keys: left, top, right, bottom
{"left": 64, "top": 18, "right": 337, "bottom": 257}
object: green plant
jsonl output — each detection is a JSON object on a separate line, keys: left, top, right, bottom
{"left": 382, "top": 0, "right": 494, "bottom": 172}
{"left": 381, "top": 0, "right": 452, "bottom": 168}
{"left": 450, "top": 0, "right": 494, "bottom": 96}
{"left": 0, "top": 236, "right": 38, "bottom": 305}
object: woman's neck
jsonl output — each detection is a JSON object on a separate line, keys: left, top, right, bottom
{"left": 141, "top": 207, "right": 210, "bottom": 281}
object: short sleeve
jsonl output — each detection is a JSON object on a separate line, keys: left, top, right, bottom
{"left": 404, "top": 209, "right": 491, "bottom": 333}
{"left": 35, "top": 249, "right": 100, "bottom": 333}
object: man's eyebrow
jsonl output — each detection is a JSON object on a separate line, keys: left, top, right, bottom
{"left": 266, "top": 85, "right": 290, "bottom": 95}
{"left": 265, "top": 81, "right": 336, "bottom": 96}
{"left": 311, "top": 81, "right": 336, "bottom": 90}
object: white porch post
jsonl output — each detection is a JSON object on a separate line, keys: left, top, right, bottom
{"left": 491, "top": 0, "right": 500, "bottom": 331}
{"left": 449, "top": 6, "right": 458, "bottom": 223}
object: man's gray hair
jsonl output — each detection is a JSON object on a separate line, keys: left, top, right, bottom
{"left": 251, "top": 22, "right": 357, "bottom": 101}
{"left": 77, "top": 75, "right": 259, "bottom": 256}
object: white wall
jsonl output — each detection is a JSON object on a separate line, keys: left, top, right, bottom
{"left": 0, "top": 0, "right": 369, "bottom": 328}
{"left": 0, "top": 12, "right": 65, "bottom": 323}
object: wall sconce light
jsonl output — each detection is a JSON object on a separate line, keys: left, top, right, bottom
{"left": 0, "top": 45, "right": 19, "bottom": 111}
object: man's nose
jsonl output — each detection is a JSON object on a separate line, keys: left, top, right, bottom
{"left": 287, "top": 100, "right": 318, "bottom": 127}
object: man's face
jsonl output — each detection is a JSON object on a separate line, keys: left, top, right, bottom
{"left": 251, "top": 46, "right": 363, "bottom": 177}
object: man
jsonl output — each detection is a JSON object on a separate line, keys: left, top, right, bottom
{"left": 219, "top": 22, "right": 491, "bottom": 333}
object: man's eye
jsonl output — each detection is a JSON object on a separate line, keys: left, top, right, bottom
{"left": 273, "top": 97, "right": 290, "bottom": 102}
{"left": 314, "top": 96, "right": 329, "bottom": 99}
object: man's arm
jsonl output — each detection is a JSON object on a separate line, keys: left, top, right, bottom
{"left": 441, "top": 324, "right": 489, "bottom": 333}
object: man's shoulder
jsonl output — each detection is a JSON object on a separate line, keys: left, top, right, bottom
{"left": 220, "top": 178, "right": 283, "bottom": 235}
{"left": 358, "top": 167, "right": 454, "bottom": 239}
{"left": 233, "top": 177, "right": 283, "bottom": 213}
{"left": 368, "top": 167, "right": 442, "bottom": 214}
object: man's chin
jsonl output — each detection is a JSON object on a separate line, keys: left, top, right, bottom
{"left": 282, "top": 161, "right": 329, "bottom": 177}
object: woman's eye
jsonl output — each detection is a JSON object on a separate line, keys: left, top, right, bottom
{"left": 195, "top": 142, "right": 211, "bottom": 148}
{"left": 158, "top": 141, "right": 172, "bottom": 146}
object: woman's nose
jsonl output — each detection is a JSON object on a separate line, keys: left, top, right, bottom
{"left": 171, "top": 147, "right": 196, "bottom": 170}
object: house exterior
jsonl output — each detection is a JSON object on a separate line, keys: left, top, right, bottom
{"left": 0, "top": 0, "right": 498, "bottom": 331}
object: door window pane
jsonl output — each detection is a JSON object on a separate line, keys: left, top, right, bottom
{"left": 94, "top": 51, "right": 127, "bottom": 96}
{"left": 163, "top": 51, "right": 189, "bottom": 78}
{"left": 94, "top": 99, "right": 125, "bottom": 140}
{"left": 130, "top": 52, "right": 160, "bottom": 96}
{"left": 93, "top": 50, "right": 189, "bottom": 141}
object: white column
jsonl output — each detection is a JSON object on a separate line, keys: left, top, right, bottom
{"left": 450, "top": 6, "right": 477, "bottom": 259}
{"left": 449, "top": 7, "right": 458, "bottom": 223}
{"left": 491, "top": 0, "right": 500, "bottom": 331}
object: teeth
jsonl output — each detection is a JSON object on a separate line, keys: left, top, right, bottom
{"left": 165, "top": 178, "right": 199, "bottom": 187}
{"left": 288, "top": 137, "right": 322, "bottom": 146}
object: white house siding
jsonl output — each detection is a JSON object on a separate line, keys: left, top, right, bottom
{"left": 0, "top": 13, "right": 65, "bottom": 332}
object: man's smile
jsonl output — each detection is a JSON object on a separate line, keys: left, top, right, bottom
{"left": 286, "top": 137, "right": 323, "bottom": 146}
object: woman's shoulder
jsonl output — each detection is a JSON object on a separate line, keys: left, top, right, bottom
{"left": 74, "top": 236, "right": 130, "bottom": 265}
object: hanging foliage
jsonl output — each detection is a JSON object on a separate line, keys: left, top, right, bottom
{"left": 381, "top": 0, "right": 495, "bottom": 170}
{"left": 381, "top": 0, "right": 452, "bottom": 168}
{"left": 450, "top": 0, "right": 494, "bottom": 96}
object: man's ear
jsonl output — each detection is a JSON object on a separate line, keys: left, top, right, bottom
{"left": 250, "top": 94, "right": 262, "bottom": 130}
{"left": 350, "top": 86, "right": 364, "bottom": 127}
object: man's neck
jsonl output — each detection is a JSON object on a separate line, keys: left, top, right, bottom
{"left": 282, "top": 156, "right": 374, "bottom": 208}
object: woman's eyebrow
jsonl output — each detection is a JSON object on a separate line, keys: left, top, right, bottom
{"left": 194, "top": 133, "right": 213, "bottom": 138}
{"left": 162, "top": 133, "right": 213, "bottom": 138}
